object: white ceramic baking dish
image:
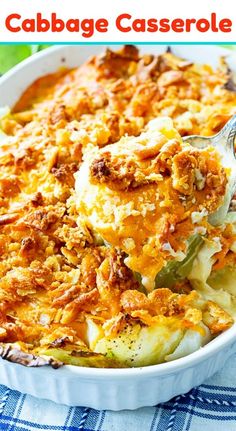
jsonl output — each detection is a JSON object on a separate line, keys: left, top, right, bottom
{"left": 0, "top": 44, "right": 236, "bottom": 411}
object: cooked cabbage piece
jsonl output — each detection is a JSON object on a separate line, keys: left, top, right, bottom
{"left": 165, "top": 324, "right": 211, "bottom": 361}
{"left": 88, "top": 318, "right": 184, "bottom": 367}
{"left": 208, "top": 265, "right": 236, "bottom": 296}
{"left": 155, "top": 234, "right": 203, "bottom": 288}
{"left": 188, "top": 237, "right": 236, "bottom": 316}
{"left": 86, "top": 287, "right": 233, "bottom": 367}
{"left": 0, "top": 341, "right": 123, "bottom": 368}
{"left": 40, "top": 346, "right": 123, "bottom": 368}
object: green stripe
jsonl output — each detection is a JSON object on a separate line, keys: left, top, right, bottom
{"left": 0, "top": 41, "right": 236, "bottom": 45}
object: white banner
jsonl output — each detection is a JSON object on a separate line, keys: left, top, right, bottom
{"left": 0, "top": 0, "right": 235, "bottom": 43}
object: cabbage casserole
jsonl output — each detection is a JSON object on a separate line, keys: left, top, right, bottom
{"left": 0, "top": 46, "right": 236, "bottom": 368}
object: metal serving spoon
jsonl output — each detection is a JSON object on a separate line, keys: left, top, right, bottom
{"left": 183, "top": 114, "right": 236, "bottom": 225}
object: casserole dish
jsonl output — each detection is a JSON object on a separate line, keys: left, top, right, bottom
{"left": 0, "top": 44, "right": 236, "bottom": 410}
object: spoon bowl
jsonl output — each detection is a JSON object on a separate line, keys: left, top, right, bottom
{"left": 184, "top": 114, "right": 236, "bottom": 149}
{"left": 184, "top": 115, "right": 236, "bottom": 225}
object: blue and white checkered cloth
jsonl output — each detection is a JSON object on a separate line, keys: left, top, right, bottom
{"left": 1, "top": 354, "right": 236, "bottom": 431}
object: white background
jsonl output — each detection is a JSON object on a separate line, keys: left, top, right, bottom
{"left": 0, "top": 0, "right": 235, "bottom": 43}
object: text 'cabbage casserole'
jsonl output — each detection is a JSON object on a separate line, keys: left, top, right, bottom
{"left": 0, "top": 46, "right": 236, "bottom": 368}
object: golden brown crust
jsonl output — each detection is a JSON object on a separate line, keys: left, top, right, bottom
{"left": 202, "top": 301, "right": 234, "bottom": 334}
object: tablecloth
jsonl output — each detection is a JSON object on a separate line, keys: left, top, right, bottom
{"left": 0, "top": 353, "right": 236, "bottom": 431}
